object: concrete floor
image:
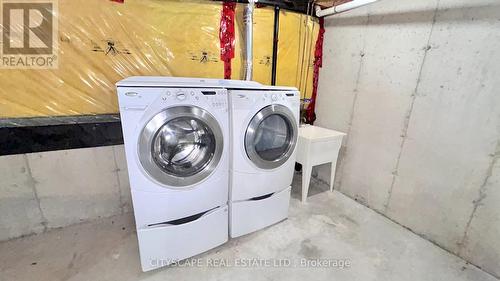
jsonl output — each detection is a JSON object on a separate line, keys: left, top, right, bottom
{"left": 0, "top": 175, "right": 497, "bottom": 281}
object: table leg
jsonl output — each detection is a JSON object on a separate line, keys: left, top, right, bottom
{"left": 330, "top": 161, "right": 337, "bottom": 192}
{"left": 302, "top": 164, "right": 312, "bottom": 203}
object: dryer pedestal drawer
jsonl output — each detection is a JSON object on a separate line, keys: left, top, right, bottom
{"left": 137, "top": 205, "right": 228, "bottom": 272}
{"left": 230, "top": 187, "right": 291, "bottom": 238}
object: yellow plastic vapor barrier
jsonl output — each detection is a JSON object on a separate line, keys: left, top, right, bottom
{"left": 0, "top": 0, "right": 319, "bottom": 118}
{"left": 277, "top": 11, "right": 319, "bottom": 108}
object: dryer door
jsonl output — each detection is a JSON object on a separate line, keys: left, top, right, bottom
{"left": 245, "top": 104, "right": 298, "bottom": 170}
{"left": 138, "top": 106, "right": 223, "bottom": 188}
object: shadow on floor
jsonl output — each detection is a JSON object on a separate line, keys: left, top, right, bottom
{"left": 291, "top": 172, "right": 330, "bottom": 201}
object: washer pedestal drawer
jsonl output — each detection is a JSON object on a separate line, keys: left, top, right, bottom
{"left": 136, "top": 205, "right": 228, "bottom": 272}
{"left": 230, "top": 187, "right": 291, "bottom": 238}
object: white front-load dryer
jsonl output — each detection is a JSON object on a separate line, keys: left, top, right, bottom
{"left": 229, "top": 87, "right": 300, "bottom": 238}
{"left": 116, "top": 76, "right": 232, "bottom": 271}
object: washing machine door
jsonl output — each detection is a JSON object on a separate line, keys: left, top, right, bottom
{"left": 245, "top": 104, "right": 298, "bottom": 170}
{"left": 138, "top": 106, "right": 223, "bottom": 188}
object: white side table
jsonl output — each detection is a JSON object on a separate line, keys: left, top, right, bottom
{"left": 296, "top": 125, "right": 346, "bottom": 203}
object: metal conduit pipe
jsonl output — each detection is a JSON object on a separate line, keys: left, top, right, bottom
{"left": 315, "top": 0, "right": 379, "bottom": 17}
{"left": 243, "top": 0, "right": 256, "bottom": 81}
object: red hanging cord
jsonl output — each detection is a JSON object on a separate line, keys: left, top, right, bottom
{"left": 305, "top": 17, "right": 325, "bottom": 124}
{"left": 219, "top": 2, "right": 236, "bottom": 79}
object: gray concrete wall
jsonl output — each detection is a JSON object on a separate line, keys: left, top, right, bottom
{"left": 315, "top": 0, "right": 500, "bottom": 277}
{"left": 0, "top": 145, "right": 131, "bottom": 241}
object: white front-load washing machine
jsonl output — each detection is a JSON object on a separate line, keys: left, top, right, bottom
{"left": 229, "top": 87, "right": 300, "bottom": 238}
{"left": 116, "top": 76, "right": 247, "bottom": 271}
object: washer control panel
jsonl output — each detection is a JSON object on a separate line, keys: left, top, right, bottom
{"left": 160, "top": 88, "right": 227, "bottom": 110}
{"left": 118, "top": 87, "right": 228, "bottom": 112}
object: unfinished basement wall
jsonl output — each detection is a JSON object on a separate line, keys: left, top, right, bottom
{"left": 0, "top": 146, "right": 132, "bottom": 241}
{"left": 314, "top": 0, "right": 500, "bottom": 277}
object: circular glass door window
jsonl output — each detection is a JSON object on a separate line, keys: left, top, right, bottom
{"left": 151, "top": 117, "right": 215, "bottom": 177}
{"left": 252, "top": 114, "right": 292, "bottom": 161}
{"left": 138, "top": 106, "right": 224, "bottom": 188}
{"left": 245, "top": 104, "right": 298, "bottom": 170}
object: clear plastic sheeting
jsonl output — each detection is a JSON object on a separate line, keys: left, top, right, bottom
{"left": 0, "top": 0, "right": 319, "bottom": 118}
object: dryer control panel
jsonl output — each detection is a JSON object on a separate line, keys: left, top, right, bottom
{"left": 230, "top": 90, "right": 299, "bottom": 110}
{"left": 260, "top": 92, "right": 297, "bottom": 103}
